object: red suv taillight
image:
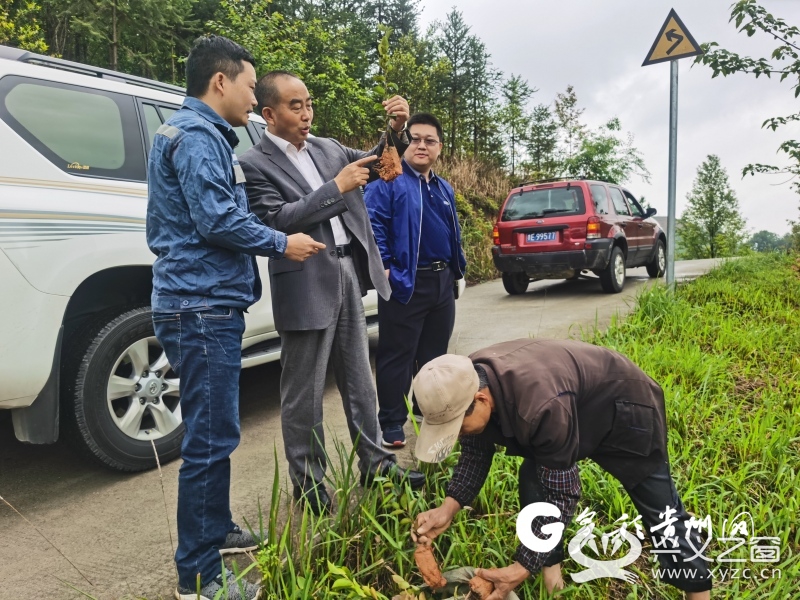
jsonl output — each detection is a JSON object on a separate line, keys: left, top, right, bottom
{"left": 586, "top": 216, "right": 600, "bottom": 240}
{"left": 492, "top": 225, "right": 500, "bottom": 245}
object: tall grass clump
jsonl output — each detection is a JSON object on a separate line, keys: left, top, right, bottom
{"left": 581, "top": 253, "right": 800, "bottom": 598}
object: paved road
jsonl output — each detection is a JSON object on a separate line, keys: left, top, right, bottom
{"left": 0, "top": 259, "right": 722, "bottom": 600}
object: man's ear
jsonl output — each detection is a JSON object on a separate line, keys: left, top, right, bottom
{"left": 474, "top": 388, "right": 494, "bottom": 411}
{"left": 210, "top": 72, "right": 226, "bottom": 96}
{"left": 261, "top": 106, "right": 275, "bottom": 127}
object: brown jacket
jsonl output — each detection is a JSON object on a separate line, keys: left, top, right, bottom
{"left": 470, "top": 338, "right": 668, "bottom": 488}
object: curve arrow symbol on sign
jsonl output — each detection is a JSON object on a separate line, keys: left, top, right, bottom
{"left": 665, "top": 28, "right": 683, "bottom": 55}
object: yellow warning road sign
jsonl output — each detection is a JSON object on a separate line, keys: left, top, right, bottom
{"left": 643, "top": 9, "right": 702, "bottom": 66}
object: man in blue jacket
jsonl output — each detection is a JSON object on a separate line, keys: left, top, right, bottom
{"left": 365, "top": 113, "right": 466, "bottom": 448}
{"left": 147, "top": 36, "right": 323, "bottom": 600}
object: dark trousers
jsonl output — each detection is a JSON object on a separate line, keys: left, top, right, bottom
{"left": 519, "top": 459, "right": 712, "bottom": 593}
{"left": 153, "top": 307, "right": 245, "bottom": 589}
{"left": 376, "top": 269, "right": 456, "bottom": 430}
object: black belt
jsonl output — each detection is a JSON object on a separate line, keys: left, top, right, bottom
{"left": 335, "top": 244, "right": 352, "bottom": 258}
{"left": 417, "top": 260, "right": 448, "bottom": 271}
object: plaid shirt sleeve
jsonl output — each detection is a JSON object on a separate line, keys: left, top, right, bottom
{"left": 445, "top": 435, "right": 496, "bottom": 508}
{"left": 513, "top": 464, "right": 582, "bottom": 575}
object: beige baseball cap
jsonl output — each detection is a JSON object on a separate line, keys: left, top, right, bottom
{"left": 412, "top": 354, "right": 479, "bottom": 463}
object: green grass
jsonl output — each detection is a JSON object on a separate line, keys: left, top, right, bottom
{"left": 124, "top": 253, "right": 799, "bottom": 600}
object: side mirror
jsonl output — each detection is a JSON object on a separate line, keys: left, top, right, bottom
{"left": 645, "top": 207, "right": 657, "bottom": 218}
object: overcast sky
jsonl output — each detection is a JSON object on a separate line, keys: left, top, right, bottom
{"left": 419, "top": 0, "right": 800, "bottom": 235}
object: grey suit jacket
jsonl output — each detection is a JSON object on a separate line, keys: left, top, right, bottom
{"left": 240, "top": 133, "right": 405, "bottom": 331}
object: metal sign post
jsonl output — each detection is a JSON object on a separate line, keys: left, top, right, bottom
{"left": 667, "top": 60, "right": 678, "bottom": 287}
{"left": 643, "top": 9, "right": 702, "bottom": 289}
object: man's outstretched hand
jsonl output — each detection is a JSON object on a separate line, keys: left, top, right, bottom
{"left": 334, "top": 155, "right": 379, "bottom": 194}
{"left": 411, "top": 497, "right": 460, "bottom": 545}
{"left": 383, "top": 95, "right": 409, "bottom": 131}
{"left": 284, "top": 233, "right": 325, "bottom": 261}
{"left": 474, "top": 563, "right": 530, "bottom": 600}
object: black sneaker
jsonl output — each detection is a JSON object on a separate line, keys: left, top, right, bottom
{"left": 219, "top": 524, "right": 260, "bottom": 555}
{"left": 381, "top": 425, "right": 406, "bottom": 448}
{"left": 175, "top": 569, "right": 261, "bottom": 600}
{"left": 361, "top": 461, "right": 425, "bottom": 490}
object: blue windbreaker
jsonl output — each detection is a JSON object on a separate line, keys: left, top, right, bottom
{"left": 364, "top": 160, "right": 466, "bottom": 304}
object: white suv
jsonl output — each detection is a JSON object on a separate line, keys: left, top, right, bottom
{"left": 0, "top": 46, "right": 461, "bottom": 471}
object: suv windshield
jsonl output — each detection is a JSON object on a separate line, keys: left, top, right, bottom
{"left": 501, "top": 186, "right": 586, "bottom": 221}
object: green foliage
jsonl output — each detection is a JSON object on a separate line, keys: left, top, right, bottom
{"left": 790, "top": 209, "right": 800, "bottom": 252}
{"left": 454, "top": 192, "right": 496, "bottom": 284}
{"left": 0, "top": 0, "right": 48, "bottom": 52}
{"left": 498, "top": 74, "right": 535, "bottom": 178}
{"left": 553, "top": 84, "right": 586, "bottom": 161}
{"left": 209, "top": 0, "right": 371, "bottom": 140}
{"left": 38, "top": 0, "right": 195, "bottom": 80}
{"left": 372, "top": 25, "right": 399, "bottom": 132}
{"left": 4, "top": 0, "right": 647, "bottom": 182}
{"left": 525, "top": 104, "right": 559, "bottom": 180}
{"left": 747, "top": 229, "right": 793, "bottom": 252}
{"left": 679, "top": 155, "right": 748, "bottom": 259}
{"left": 562, "top": 117, "right": 650, "bottom": 185}
{"left": 587, "top": 253, "right": 800, "bottom": 599}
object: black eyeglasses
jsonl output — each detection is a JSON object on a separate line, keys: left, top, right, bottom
{"left": 409, "top": 137, "right": 441, "bottom": 148}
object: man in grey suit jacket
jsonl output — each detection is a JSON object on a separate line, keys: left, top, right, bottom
{"left": 240, "top": 71, "right": 425, "bottom": 514}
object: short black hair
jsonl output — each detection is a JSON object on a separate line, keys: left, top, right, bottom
{"left": 255, "top": 70, "right": 301, "bottom": 115}
{"left": 407, "top": 112, "right": 443, "bottom": 142}
{"left": 465, "top": 364, "right": 489, "bottom": 417}
{"left": 474, "top": 364, "right": 489, "bottom": 391}
{"left": 185, "top": 35, "right": 255, "bottom": 98}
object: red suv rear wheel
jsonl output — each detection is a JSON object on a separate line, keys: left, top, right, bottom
{"left": 502, "top": 272, "right": 529, "bottom": 295}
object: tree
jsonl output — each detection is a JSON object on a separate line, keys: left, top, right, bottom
{"left": 367, "top": 0, "right": 421, "bottom": 41}
{"left": 561, "top": 118, "right": 650, "bottom": 185}
{"left": 383, "top": 33, "right": 448, "bottom": 115}
{"left": 462, "top": 36, "right": 502, "bottom": 163}
{"left": 434, "top": 9, "right": 472, "bottom": 156}
{"left": 525, "top": 103, "right": 559, "bottom": 179}
{"left": 209, "top": 0, "right": 371, "bottom": 141}
{"left": 499, "top": 74, "right": 534, "bottom": 177}
{"left": 679, "top": 155, "right": 748, "bottom": 259}
{"left": 554, "top": 84, "right": 586, "bottom": 161}
{"left": 0, "top": 0, "right": 48, "bottom": 52}
{"left": 35, "top": 0, "right": 195, "bottom": 80}
{"left": 696, "top": 0, "right": 800, "bottom": 251}
{"left": 748, "top": 230, "right": 791, "bottom": 252}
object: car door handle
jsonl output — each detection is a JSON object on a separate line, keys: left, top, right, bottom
{"left": 620, "top": 223, "right": 627, "bottom": 228}
{"left": 638, "top": 223, "right": 644, "bottom": 228}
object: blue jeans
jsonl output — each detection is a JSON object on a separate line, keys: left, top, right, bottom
{"left": 153, "top": 307, "right": 245, "bottom": 588}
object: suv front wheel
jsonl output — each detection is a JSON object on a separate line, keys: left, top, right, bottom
{"left": 61, "top": 306, "right": 183, "bottom": 471}
{"left": 502, "top": 272, "right": 530, "bottom": 295}
{"left": 599, "top": 246, "right": 626, "bottom": 293}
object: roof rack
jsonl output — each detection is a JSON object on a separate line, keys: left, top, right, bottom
{"left": 517, "top": 176, "right": 589, "bottom": 187}
{"left": 0, "top": 45, "right": 185, "bottom": 96}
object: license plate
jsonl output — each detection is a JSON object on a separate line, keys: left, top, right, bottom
{"left": 526, "top": 231, "right": 557, "bottom": 243}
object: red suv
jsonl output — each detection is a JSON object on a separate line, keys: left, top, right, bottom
{"left": 492, "top": 179, "right": 666, "bottom": 294}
